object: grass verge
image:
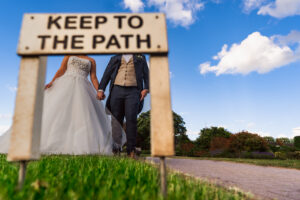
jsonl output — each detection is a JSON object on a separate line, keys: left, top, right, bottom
{"left": 174, "top": 156, "right": 300, "bottom": 170}
{"left": 0, "top": 154, "right": 252, "bottom": 200}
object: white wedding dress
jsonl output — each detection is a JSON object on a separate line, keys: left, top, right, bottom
{"left": 0, "top": 56, "right": 125, "bottom": 155}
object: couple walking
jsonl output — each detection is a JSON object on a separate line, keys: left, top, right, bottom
{"left": 0, "top": 54, "right": 149, "bottom": 158}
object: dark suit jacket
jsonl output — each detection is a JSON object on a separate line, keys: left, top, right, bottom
{"left": 98, "top": 54, "right": 149, "bottom": 114}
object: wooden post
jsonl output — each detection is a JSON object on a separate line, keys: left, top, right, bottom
{"left": 150, "top": 54, "right": 174, "bottom": 156}
{"left": 150, "top": 54, "right": 174, "bottom": 198}
{"left": 7, "top": 56, "right": 47, "bottom": 188}
{"left": 18, "top": 161, "right": 27, "bottom": 189}
{"left": 160, "top": 157, "right": 167, "bottom": 198}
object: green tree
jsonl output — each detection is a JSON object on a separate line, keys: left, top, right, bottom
{"left": 263, "top": 136, "right": 276, "bottom": 145}
{"left": 195, "top": 127, "right": 232, "bottom": 150}
{"left": 276, "top": 137, "right": 292, "bottom": 146}
{"left": 137, "top": 111, "right": 151, "bottom": 150}
{"left": 137, "top": 110, "right": 187, "bottom": 150}
{"left": 294, "top": 136, "right": 300, "bottom": 149}
{"left": 263, "top": 136, "right": 278, "bottom": 152}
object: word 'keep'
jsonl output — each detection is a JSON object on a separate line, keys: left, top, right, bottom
{"left": 47, "top": 15, "right": 144, "bottom": 30}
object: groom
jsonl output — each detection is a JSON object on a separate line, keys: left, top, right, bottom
{"left": 97, "top": 54, "right": 149, "bottom": 158}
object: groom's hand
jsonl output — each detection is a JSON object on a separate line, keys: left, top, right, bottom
{"left": 140, "top": 89, "right": 149, "bottom": 101}
{"left": 97, "top": 91, "right": 105, "bottom": 100}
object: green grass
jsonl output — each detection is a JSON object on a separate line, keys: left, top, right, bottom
{"left": 175, "top": 156, "right": 300, "bottom": 170}
{"left": 0, "top": 154, "right": 252, "bottom": 200}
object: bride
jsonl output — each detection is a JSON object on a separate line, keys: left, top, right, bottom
{"left": 0, "top": 55, "right": 125, "bottom": 155}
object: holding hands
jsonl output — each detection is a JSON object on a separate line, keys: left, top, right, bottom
{"left": 97, "top": 89, "right": 148, "bottom": 101}
{"left": 140, "top": 89, "right": 149, "bottom": 101}
{"left": 97, "top": 90, "right": 106, "bottom": 100}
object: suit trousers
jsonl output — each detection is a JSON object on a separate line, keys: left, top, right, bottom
{"left": 110, "top": 85, "right": 140, "bottom": 154}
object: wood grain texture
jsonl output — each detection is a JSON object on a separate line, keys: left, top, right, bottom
{"left": 8, "top": 56, "right": 47, "bottom": 161}
{"left": 150, "top": 55, "right": 174, "bottom": 156}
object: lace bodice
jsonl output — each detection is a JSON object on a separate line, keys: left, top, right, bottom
{"left": 65, "top": 56, "right": 91, "bottom": 78}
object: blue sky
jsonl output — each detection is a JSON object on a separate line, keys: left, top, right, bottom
{"left": 0, "top": 0, "right": 300, "bottom": 140}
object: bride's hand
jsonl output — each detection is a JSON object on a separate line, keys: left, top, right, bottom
{"left": 97, "top": 91, "right": 105, "bottom": 100}
{"left": 45, "top": 82, "right": 53, "bottom": 89}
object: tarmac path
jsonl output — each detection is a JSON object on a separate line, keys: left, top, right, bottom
{"left": 147, "top": 158, "right": 300, "bottom": 200}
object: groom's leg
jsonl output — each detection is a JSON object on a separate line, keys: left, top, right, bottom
{"left": 110, "top": 86, "right": 125, "bottom": 148}
{"left": 124, "top": 87, "right": 140, "bottom": 154}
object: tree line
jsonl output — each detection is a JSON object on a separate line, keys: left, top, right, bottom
{"left": 137, "top": 110, "right": 300, "bottom": 159}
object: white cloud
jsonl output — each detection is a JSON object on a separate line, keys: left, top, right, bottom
{"left": 199, "top": 31, "right": 300, "bottom": 75}
{"left": 122, "top": 0, "right": 206, "bottom": 27}
{"left": 148, "top": 0, "right": 204, "bottom": 27}
{"left": 277, "top": 133, "right": 289, "bottom": 138}
{"left": 246, "top": 122, "right": 256, "bottom": 129}
{"left": 6, "top": 85, "right": 17, "bottom": 93}
{"left": 272, "top": 30, "right": 300, "bottom": 46}
{"left": 210, "top": 0, "right": 222, "bottom": 4}
{"left": 243, "top": 0, "right": 266, "bottom": 12}
{"left": 123, "top": 0, "right": 145, "bottom": 12}
{"left": 179, "top": 111, "right": 189, "bottom": 115}
{"left": 292, "top": 127, "right": 300, "bottom": 137}
{"left": 258, "top": 0, "right": 300, "bottom": 18}
{"left": 250, "top": 130, "right": 271, "bottom": 137}
{"left": 0, "top": 114, "right": 12, "bottom": 120}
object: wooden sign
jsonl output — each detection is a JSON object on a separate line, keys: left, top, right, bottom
{"left": 10, "top": 13, "right": 174, "bottom": 194}
{"left": 17, "top": 13, "right": 168, "bottom": 55}
{"left": 10, "top": 12, "right": 174, "bottom": 162}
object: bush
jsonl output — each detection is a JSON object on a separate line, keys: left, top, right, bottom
{"left": 209, "top": 149, "right": 226, "bottom": 157}
{"left": 275, "top": 152, "right": 288, "bottom": 160}
{"left": 180, "top": 142, "right": 195, "bottom": 157}
{"left": 194, "top": 150, "right": 210, "bottom": 157}
{"left": 262, "top": 136, "right": 278, "bottom": 152}
{"left": 277, "top": 145, "right": 297, "bottom": 153}
{"left": 274, "top": 151, "right": 300, "bottom": 160}
{"left": 210, "top": 137, "right": 230, "bottom": 151}
{"left": 276, "top": 137, "right": 293, "bottom": 146}
{"left": 228, "top": 131, "right": 269, "bottom": 154}
{"left": 244, "top": 151, "right": 275, "bottom": 159}
{"left": 269, "top": 145, "right": 280, "bottom": 153}
{"left": 294, "top": 136, "right": 300, "bottom": 149}
{"left": 195, "top": 127, "right": 232, "bottom": 149}
{"left": 292, "top": 151, "right": 300, "bottom": 159}
{"left": 263, "top": 136, "right": 276, "bottom": 145}
{"left": 263, "top": 136, "right": 275, "bottom": 144}
{"left": 285, "top": 151, "right": 300, "bottom": 159}
{"left": 209, "top": 137, "right": 230, "bottom": 157}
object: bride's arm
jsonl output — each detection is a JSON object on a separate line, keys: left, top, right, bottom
{"left": 90, "top": 58, "right": 99, "bottom": 91}
{"left": 45, "top": 56, "right": 69, "bottom": 89}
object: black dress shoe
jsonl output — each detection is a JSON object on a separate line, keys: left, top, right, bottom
{"left": 112, "top": 146, "right": 121, "bottom": 156}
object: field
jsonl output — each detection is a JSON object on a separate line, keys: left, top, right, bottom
{"left": 175, "top": 156, "right": 300, "bottom": 170}
{"left": 0, "top": 154, "right": 251, "bottom": 200}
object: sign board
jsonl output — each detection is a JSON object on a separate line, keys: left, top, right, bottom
{"left": 11, "top": 12, "right": 173, "bottom": 194}
{"left": 17, "top": 13, "right": 168, "bottom": 55}
{"left": 11, "top": 12, "right": 174, "bottom": 161}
